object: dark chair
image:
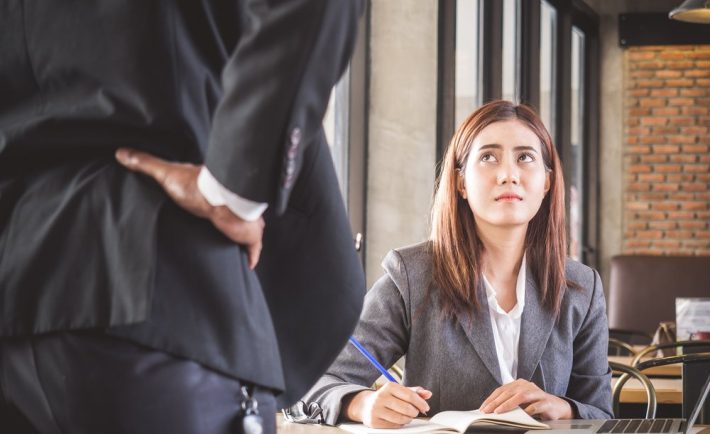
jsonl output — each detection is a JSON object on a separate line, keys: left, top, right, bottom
{"left": 607, "top": 255, "right": 710, "bottom": 337}
{"left": 610, "top": 338, "right": 637, "bottom": 356}
{"left": 390, "top": 364, "right": 404, "bottom": 381}
{"left": 611, "top": 328, "right": 653, "bottom": 346}
{"left": 631, "top": 340, "right": 710, "bottom": 366}
{"left": 610, "top": 361, "right": 657, "bottom": 419}
{"left": 632, "top": 352, "right": 710, "bottom": 424}
{"left": 609, "top": 328, "right": 653, "bottom": 356}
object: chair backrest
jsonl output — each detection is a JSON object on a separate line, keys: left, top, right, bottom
{"left": 608, "top": 255, "right": 710, "bottom": 336}
{"left": 610, "top": 361, "right": 657, "bottom": 419}
{"left": 609, "top": 337, "right": 637, "bottom": 356}
{"left": 631, "top": 340, "right": 710, "bottom": 365}
{"left": 609, "top": 329, "right": 653, "bottom": 355}
{"left": 635, "top": 352, "right": 710, "bottom": 424}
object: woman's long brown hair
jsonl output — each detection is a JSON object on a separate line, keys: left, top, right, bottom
{"left": 430, "top": 100, "right": 569, "bottom": 319}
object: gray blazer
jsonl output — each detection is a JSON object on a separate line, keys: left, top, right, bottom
{"left": 303, "top": 241, "right": 613, "bottom": 425}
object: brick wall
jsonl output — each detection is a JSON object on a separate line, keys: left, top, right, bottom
{"left": 624, "top": 45, "right": 710, "bottom": 255}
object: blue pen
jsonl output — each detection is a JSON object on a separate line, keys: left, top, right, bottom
{"left": 349, "top": 336, "right": 429, "bottom": 416}
{"left": 348, "top": 336, "right": 398, "bottom": 383}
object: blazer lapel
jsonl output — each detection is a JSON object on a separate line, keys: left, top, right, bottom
{"left": 457, "top": 288, "right": 503, "bottom": 386}
{"left": 517, "top": 270, "right": 556, "bottom": 383}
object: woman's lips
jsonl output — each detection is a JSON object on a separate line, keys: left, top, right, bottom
{"left": 495, "top": 193, "right": 523, "bottom": 201}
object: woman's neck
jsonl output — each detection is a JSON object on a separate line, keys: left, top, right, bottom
{"left": 477, "top": 222, "right": 527, "bottom": 283}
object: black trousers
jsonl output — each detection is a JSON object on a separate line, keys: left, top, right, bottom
{"left": 0, "top": 331, "right": 276, "bottom": 434}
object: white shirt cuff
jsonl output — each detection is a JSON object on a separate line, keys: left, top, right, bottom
{"left": 197, "top": 167, "right": 268, "bottom": 222}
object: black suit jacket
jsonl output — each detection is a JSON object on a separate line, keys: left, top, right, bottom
{"left": 0, "top": 0, "right": 365, "bottom": 406}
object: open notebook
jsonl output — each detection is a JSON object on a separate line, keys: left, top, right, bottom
{"left": 338, "top": 407, "right": 550, "bottom": 434}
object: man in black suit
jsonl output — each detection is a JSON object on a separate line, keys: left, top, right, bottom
{"left": 0, "top": 1, "right": 365, "bottom": 433}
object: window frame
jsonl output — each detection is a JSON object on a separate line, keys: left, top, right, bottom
{"left": 438, "top": 0, "right": 601, "bottom": 267}
{"left": 324, "top": 2, "right": 369, "bottom": 270}
{"left": 347, "top": 2, "right": 369, "bottom": 268}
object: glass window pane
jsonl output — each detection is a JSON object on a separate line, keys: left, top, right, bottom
{"left": 502, "top": 0, "right": 520, "bottom": 103}
{"left": 540, "top": 0, "right": 557, "bottom": 136}
{"left": 455, "top": 0, "right": 481, "bottom": 129}
{"left": 569, "top": 27, "right": 585, "bottom": 261}
{"left": 323, "top": 89, "right": 336, "bottom": 151}
{"left": 323, "top": 70, "right": 350, "bottom": 204}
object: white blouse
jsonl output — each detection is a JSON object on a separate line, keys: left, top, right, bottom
{"left": 482, "top": 255, "right": 526, "bottom": 385}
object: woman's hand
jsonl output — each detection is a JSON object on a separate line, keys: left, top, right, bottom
{"left": 344, "top": 383, "right": 432, "bottom": 428}
{"left": 480, "top": 379, "right": 574, "bottom": 420}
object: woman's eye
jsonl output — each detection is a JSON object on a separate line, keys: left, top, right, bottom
{"left": 518, "top": 153, "right": 535, "bottom": 163}
{"left": 481, "top": 153, "right": 496, "bottom": 162}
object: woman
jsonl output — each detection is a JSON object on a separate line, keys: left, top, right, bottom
{"left": 302, "top": 100, "right": 612, "bottom": 428}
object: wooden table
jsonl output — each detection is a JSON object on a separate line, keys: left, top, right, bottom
{"left": 609, "top": 354, "right": 683, "bottom": 404}
{"left": 609, "top": 356, "right": 682, "bottom": 377}
{"left": 611, "top": 377, "right": 683, "bottom": 404}
{"left": 277, "top": 415, "right": 710, "bottom": 433}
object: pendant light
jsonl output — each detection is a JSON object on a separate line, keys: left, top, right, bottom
{"left": 669, "top": 0, "right": 710, "bottom": 24}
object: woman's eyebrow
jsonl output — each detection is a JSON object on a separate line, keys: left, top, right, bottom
{"left": 514, "top": 145, "right": 539, "bottom": 154}
{"left": 476, "top": 143, "right": 539, "bottom": 154}
{"left": 477, "top": 144, "right": 502, "bottom": 151}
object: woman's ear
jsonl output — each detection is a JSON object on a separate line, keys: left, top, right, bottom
{"left": 544, "top": 170, "right": 551, "bottom": 194}
{"left": 456, "top": 170, "right": 467, "bottom": 199}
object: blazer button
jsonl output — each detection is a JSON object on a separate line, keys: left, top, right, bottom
{"left": 290, "top": 127, "right": 301, "bottom": 147}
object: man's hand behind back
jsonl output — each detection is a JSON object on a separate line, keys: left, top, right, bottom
{"left": 115, "top": 148, "right": 264, "bottom": 269}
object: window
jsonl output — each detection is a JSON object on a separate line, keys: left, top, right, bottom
{"left": 441, "top": 0, "right": 600, "bottom": 266}
{"left": 322, "top": 7, "right": 368, "bottom": 267}
{"left": 502, "top": 0, "right": 520, "bottom": 103}
{"left": 323, "top": 73, "right": 350, "bottom": 204}
{"left": 539, "top": 0, "right": 557, "bottom": 136}
{"left": 569, "top": 26, "right": 586, "bottom": 261}
{"left": 455, "top": 0, "right": 482, "bottom": 129}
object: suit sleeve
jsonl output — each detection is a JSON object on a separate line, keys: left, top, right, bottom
{"left": 565, "top": 269, "right": 614, "bottom": 419}
{"left": 205, "top": 0, "right": 362, "bottom": 213}
{"left": 300, "top": 251, "right": 412, "bottom": 425}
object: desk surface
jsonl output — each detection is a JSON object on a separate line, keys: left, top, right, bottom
{"left": 612, "top": 377, "right": 683, "bottom": 404}
{"left": 277, "top": 415, "right": 710, "bottom": 433}
{"left": 609, "top": 355, "right": 683, "bottom": 404}
{"left": 609, "top": 356, "right": 682, "bottom": 377}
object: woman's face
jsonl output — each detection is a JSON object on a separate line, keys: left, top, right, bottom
{"left": 458, "top": 119, "right": 551, "bottom": 230}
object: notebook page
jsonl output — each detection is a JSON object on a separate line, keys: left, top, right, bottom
{"left": 430, "top": 408, "right": 549, "bottom": 431}
{"left": 338, "top": 419, "right": 454, "bottom": 434}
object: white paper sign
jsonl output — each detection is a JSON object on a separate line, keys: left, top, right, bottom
{"left": 676, "top": 298, "right": 710, "bottom": 341}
